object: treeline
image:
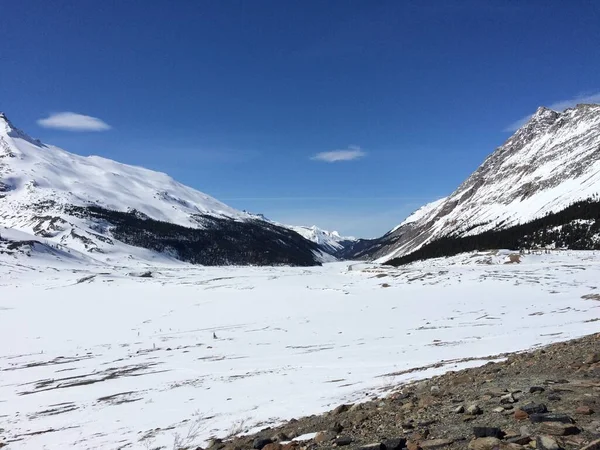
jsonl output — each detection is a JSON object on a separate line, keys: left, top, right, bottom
{"left": 66, "top": 205, "right": 321, "bottom": 266}
{"left": 386, "top": 198, "right": 600, "bottom": 266}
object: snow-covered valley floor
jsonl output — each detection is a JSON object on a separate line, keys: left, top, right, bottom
{"left": 1, "top": 251, "right": 600, "bottom": 449}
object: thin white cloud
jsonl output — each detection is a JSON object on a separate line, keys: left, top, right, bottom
{"left": 504, "top": 92, "right": 600, "bottom": 132}
{"left": 311, "top": 146, "right": 366, "bottom": 162}
{"left": 37, "top": 112, "right": 111, "bottom": 131}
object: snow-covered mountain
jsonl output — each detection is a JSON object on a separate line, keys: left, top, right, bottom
{"left": 284, "top": 224, "right": 356, "bottom": 254}
{"left": 0, "top": 113, "right": 327, "bottom": 266}
{"left": 349, "top": 103, "right": 600, "bottom": 262}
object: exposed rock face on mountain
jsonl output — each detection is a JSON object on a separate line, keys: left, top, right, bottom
{"left": 347, "top": 104, "right": 600, "bottom": 263}
{"left": 0, "top": 113, "right": 326, "bottom": 266}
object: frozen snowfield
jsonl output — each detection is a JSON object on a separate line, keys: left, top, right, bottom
{"left": 1, "top": 250, "right": 600, "bottom": 449}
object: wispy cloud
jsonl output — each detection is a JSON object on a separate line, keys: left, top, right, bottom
{"left": 37, "top": 112, "right": 111, "bottom": 131}
{"left": 311, "top": 146, "right": 366, "bottom": 163}
{"left": 504, "top": 91, "right": 600, "bottom": 132}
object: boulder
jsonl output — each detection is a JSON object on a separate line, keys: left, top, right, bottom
{"left": 580, "top": 438, "right": 600, "bottom": 450}
{"left": 383, "top": 438, "right": 407, "bottom": 450}
{"left": 538, "top": 422, "right": 579, "bottom": 436}
{"left": 253, "top": 438, "right": 273, "bottom": 450}
{"left": 529, "top": 413, "right": 573, "bottom": 424}
{"left": 466, "top": 405, "right": 483, "bottom": 415}
{"left": 520, "top": 403, "right": 547, "bottom": 415}
{"left": 468, "top": 437, "right": 501, "bottom": 450}
{"left": 420, "top": 439, "right": 454, "bottom": 449}
{"left": 536, "top": 435, "right": 562, "bottom": 450}
{"left": 473, "top": 427, "right": 503, "bottom": 439}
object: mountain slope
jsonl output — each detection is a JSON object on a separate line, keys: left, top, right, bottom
{"left": 0, "top": 113, "right": 325, "bottom": 266}
{"left": 350, "top": 103, "right": 600, "bottom": 262}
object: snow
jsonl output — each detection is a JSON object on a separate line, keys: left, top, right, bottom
{"left": 389, "top": 198, "right": 447, "bottom": 232}
{"left": 1, "top": 249, "right": 599, "bottom": 449}
{"left": 0, "top": 115, "right": 249, "bottom": 232}
{"left": 284, "top": 224, "right": 355, "bottom": 252}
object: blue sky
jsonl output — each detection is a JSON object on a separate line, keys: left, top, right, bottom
{"left": 1, "top": 1, "right": 599, "bottom": 237}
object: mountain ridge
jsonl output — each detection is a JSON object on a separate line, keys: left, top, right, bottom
{"left": 346, "top": 103, "right": 600, "bottom": 262}
{"left": 0, "top": 113, "right": 330, "bottom": 266}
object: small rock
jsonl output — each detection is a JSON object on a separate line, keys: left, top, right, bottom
{"left": 501, "top": 393, "right": 516, "bottom": 404}
{"left": 330, "top": 422, "right": 343, "bottom": 433}
{"left": 529, "top": 413, "right": 573, "bottom": 424}
{"left": 467, "top": 404, "right": 483, "bottom": 415}
{"left": 520, "top": 426, "right": 531, "bottom": 437}
{"left": 468, "top": 437, "right": 501, "bottom": 450}
{"left": 536, "top": 435, "right": 562, "bottom": 450}
{"left": 356, "top": 444, "right": 384, "bottom": 450}
{"left": 262, "top": 444, "right": 282, "bottom": 450}
{"left": 383, "top": 438, "right": 407, "bottom": 450}
{"left": 547, "top": 394, "right": 561, "bottom": 402}
{"left": 333, "top": 404, "right": 351, "bottom": 415}
{"left": 410, "top": 430, "right": 430, "bottom": 441}
{"left": 530, "top": 386, "right": 545, "bottom": 394}
{"left": 406, "top": 440, "right": 421, "bottom": 450}
{"left": 583, "top": 420, "right": 600, "bottom": 433}
{"left": 206, "top": 439, "right": 222, "bottom": 450}
{"left": 334, "top": 436, "right": 353, "bottom": 447}
{"left": 281, "top": 444, "right": 299, "bottom": 450}
{"left": 430, "top": 385, "right": 441, "bottom": 396}
{"left": 417, "top": 420, "right": 436, "bottom": 427}
{"left": 521, "top": 403, "right": 548, "bottom": 415}
{"left": 508, "top": 436, "right": 532, "bottom": 445}
{"left": 314, "top": 432, "right": 335, "bottom": 443}
{"left": 585, "top": 353, "right": 600, "bottom": 364}
{"left": 273, "top": 433, "right": 289, "bottom": 442}
{"left": 514, "top": 409, "right": 529, "bottom": 421}
{"left": 454, "top": 405, "right": 465, "bottom": 414}
{"left": 494, "top": 407, "right": 505, "bottom": 413}
{"left": 503, "top": 430, "right": 521, "bottom": 440}
{"left": 575, "top": 405, "right": 594, "bottom": 415}
{"left": 253, "top": 439, "right": 273, "bottom": 450}
{"left": 579, "top": 438, "right": 600, "bottom": 450}
{"left": 539, "top": 422, "right": 579, "bottom": 436}
{"left": 420, "top": 439, "right": 454, "bottom": 449}
{"left": 473, "top": 427, "right": 503, "bottom": 439}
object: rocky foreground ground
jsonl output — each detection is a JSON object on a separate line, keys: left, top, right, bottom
{"left": 204, "top": 333, "right": 600, "bottom": 450}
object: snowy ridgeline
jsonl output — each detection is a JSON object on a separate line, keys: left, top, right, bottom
{"left": 0, "top": 114, "right": 352, "bottom": 266}
{"left": 1, "top": 250, "right": 599, "bottom": 449}
{"left": 349, "top": 104, "right": 600, "bottom": 262}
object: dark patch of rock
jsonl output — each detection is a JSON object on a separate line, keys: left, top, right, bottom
{"left": 253, "top": 438, "right": 273, "bottom": 450}
{"left": 536, "top": 435, "right": 562, "bottom": 450}
{"left": 382, "top": 438, "right": 407, "bottom": 450}
{"left": 529, "top": 413, "right": 574, "bottom": 424}
{"left": 473, "top": 427, "right": 503, "bottom": 439}
{"left": 520, "top": 403, "right": 548, "bottom": 414}
{"left": 334, "top": 436, "right": 353, "bottom": 446}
